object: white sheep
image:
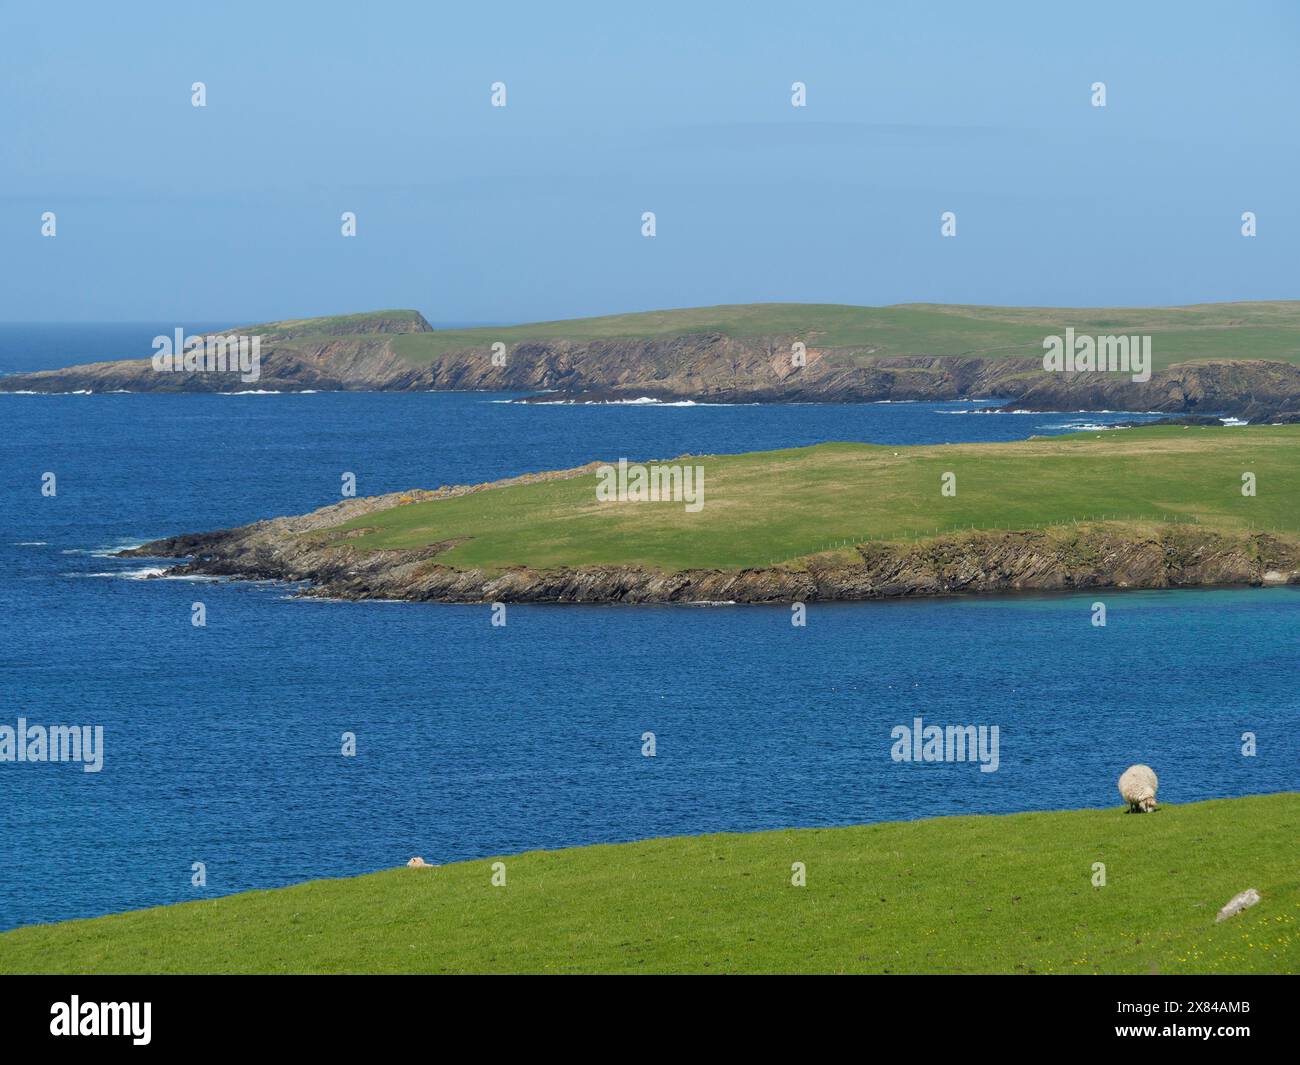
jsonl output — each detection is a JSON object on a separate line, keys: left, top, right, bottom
{"left": 1118, "top": 764, "right": 1158, "bottom": 812}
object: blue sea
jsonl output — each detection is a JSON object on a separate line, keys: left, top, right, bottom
{"left": 1, "top": 355, "right": 1297, "bottom": 932}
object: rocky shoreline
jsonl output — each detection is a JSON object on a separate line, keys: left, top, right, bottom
{"left": 4, "top": 310, "right": 1299, "bottom": 420}
{"left": 122, "top": 484, "right": 1300, "bottom": 605}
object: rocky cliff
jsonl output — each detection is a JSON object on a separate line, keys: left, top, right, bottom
{"left": 6, "top": 308, "right": 1300, "bottom": 419}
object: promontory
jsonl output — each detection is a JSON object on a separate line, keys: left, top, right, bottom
{"left": 5, "top": 302, "right": 1300, "bottom": 420}
{"left": 122, "top": 425, "right": 1300, "bottom": 605}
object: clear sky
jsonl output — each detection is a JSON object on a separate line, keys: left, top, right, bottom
{"left": 1, "top": 0, "right": 1297, "bottom": 323}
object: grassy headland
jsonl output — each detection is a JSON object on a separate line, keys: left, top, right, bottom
{"left": 319, "top": 426, "right": 1300, "bottom": 572}
{"left": 6, "top": 302, "right": 1299, "bottom": 408}
{"left": 393, "top": 301, "right": 1300, "bottom": 370}
{"left": 2, "top": 794, "right": 1294, "bottom": 974}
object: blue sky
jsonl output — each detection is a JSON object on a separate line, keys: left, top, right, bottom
{"left": 1, "top": 0, "right": 1297, "bottom": 323}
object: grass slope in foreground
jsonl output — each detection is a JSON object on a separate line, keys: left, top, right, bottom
{"left": 320, "top": 426, "right": 1300, "bottom": 571}
{"left": 392, "top": 300, "right": 1300, "bottom": 370}
{"left": 2, "top": 795, "right": 1295, "bottom": 974}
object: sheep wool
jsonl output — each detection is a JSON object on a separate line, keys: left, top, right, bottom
{"left": 1118, "top": 764, "right": 1158, "bottom": 812}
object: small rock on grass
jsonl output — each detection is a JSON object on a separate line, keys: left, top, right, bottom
{"left": 1215, "top": 888, "right": 1261, "bottom": 922}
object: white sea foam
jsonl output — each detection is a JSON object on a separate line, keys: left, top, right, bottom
{"left": 78, "top": 566, "right": 167, "bottom": 579}
{"left": 76, "top": 566, "right": 217, "bottom": 581}
{"left": 937, "top": 407, "right": 1039, "bottom": 415}
{"left": 88, "top": 538, "right": 148, "bottom": 557}
{"left": 59, "top": 540, "right": 149, "bottom": 558}
{"left": 568, "top": 396, "right": 745, "bottom": 407}
{"left": 1048, "top": 422, "right": 1126, "bottom": 432}
{"left": 519, "top": 393, "right": 767, "bottom": 407}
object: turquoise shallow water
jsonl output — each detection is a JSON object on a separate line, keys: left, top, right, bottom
{"left": 1, "top": 387, "right": 1295, "bottom": 931}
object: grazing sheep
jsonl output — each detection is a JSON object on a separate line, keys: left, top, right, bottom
{"left": 406, "top": 856, "right": 430, "bottom": 868}
{"left": 1118, "top": 764, "right": 1159, "bottom": 812}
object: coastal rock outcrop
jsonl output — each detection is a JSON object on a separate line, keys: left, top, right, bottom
{"left": 1215, "top": 888, "right": 1261, "bottom": 922}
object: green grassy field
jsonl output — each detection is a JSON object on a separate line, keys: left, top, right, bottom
{"left": 2, "top": 794, "right": 1294, "bottom": 974}
{"left": 318, "top": 426, "right": 1300, "bottom": 571}
{"left": 249, "top": 308, "right": 428, "bottom": 335}
{"left": 389, "top": 301, "right": 1300, "bottom": 369}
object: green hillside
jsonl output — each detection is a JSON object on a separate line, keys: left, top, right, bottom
{"left": 391, "top": 301, "right": 1300, "bottom": 369}
{"left": 237, "top": 308, "right": 429, "bottom": 340}
{"left": 3, "top": 794, "right": 1294, "bottom": 975}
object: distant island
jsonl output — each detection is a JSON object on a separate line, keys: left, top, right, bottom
{"left": 5, "top": 302, "right": 1300, "bottom": 420}
{"left": 124, "top": 425, "right": 1300, "bottom": 604}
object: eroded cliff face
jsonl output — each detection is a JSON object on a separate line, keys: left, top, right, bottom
{"left": 1002, "top": 359, "right": 1300, "bottom": 421}
{"left": 122, "top": 485, "right": 1300, "bottom": 605}
{"left": 4, "top": 322, "right": 1298, "bottom": 418}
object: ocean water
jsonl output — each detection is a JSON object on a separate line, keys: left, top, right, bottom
{"left": 1, "top": 387, "right": 1296, "bottom": 932}
{"left": 0, "top": 323, "right": 228, "bottom": 375}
